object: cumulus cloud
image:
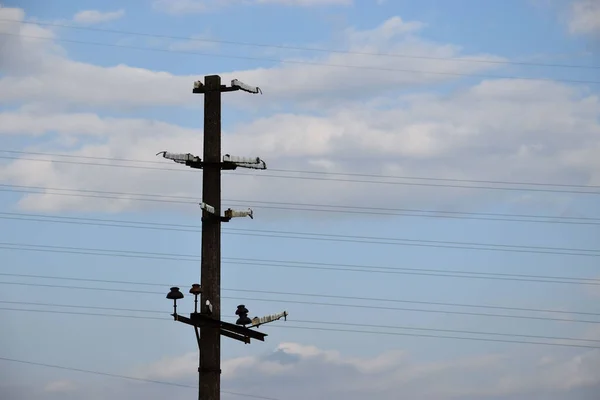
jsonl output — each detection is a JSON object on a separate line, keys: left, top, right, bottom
{"left": 0, "top": 10, "right": 506, "bottom": 111}
{"left": 0, "top": 6, "right": 599, "bottom": 217}
{"left": 1, "top": 78, "right": 598, "bottom": 215}
{"left": 568, "top": 0, "right": 600, "bottom": 36}
{"left": 125, "top": 342, "right": 600, "bottom": 400}
{"left": 0, "top": 7, "right": 62, "bottom": 76}
{"left": 72, "top": 9, "right": 125, "bottom": 25}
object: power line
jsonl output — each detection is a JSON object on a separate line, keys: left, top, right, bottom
{"left": 2, "top": 281, "right": 599, "bottom": 325}
{"left": 8, "top": 149, "right": 600, "bottom": 189}
{"left": 3, "top": 189, "right": 600, "bottom": 227}
{"left": 1, "top": 243, "right": 599, "bottom": 286}
{"left": 1, "top": 309, "right": 599, "bottom": 350}
{"left": 2, "top": 273, "right": 597, "bottom": 317}
{"left": 3, "top": 300, "right": 600, "bottom": 343}
{"left": 3, "top": 216, "right": 599, "bottom": 256}
{"left": 3, "top": 249, "right": 598, "bottom": 288}
{"left": 223, "top": 257, "right": 598, "bottom": 284}
{"left": 2, "top": 156, "right": 599, "bottom": 195}
{"left": 2, "top": 32, "right": 599, "bottom": 86}
{"left": 3, "top": 207, "right": 599, "bottom": 229}
{"left": 9, "top": 185, "right": 600, "bottom": 238}
{"left": 2, "top": 177, "right": 599, "bottom": 225}
{"left": 222, "top": 227, "right": 600, "bottom": 255}
{"left": 0, "top": 357, "right": 281, "bottom": 400}
{"left": 4, "top": 214, "right": 600, "bottom": 256}
{"left": 5, "top": 18, "right": 599, "bottom": 70}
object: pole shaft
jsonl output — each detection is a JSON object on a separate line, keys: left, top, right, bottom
{"left": 200, "top": 74, "right": 222, "bottom": 400}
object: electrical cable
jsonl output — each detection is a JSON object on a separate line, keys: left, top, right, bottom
{"left": 0, "top": 357, "right": 281, "bottom": 400}
{"left": 3, "top": 18, "right": 599, "bottom": 70}
{"left": 2, "top": 156, "right": 600, "bottom": 195}
{"left": 4, "top": 150, "right": 600, "bottom": 190}
{"left": 2, "top": 281, "right": 599, "bottom": 325}
{"left": 1, "top": 309, "right": 599, "bottom": 350}
{"left": 1, "top": 254, "right": 597, "bottom": 287}
{"left": 0, "top": 184, "right": 600, "bottom": 227}
{"left": 0, "top": 241, "right": 598, "bottom": 285}
{"left": 1, "top": 274, "right": 597, "bottom": 316}
{"left": 2, "top": 208, "right": 598, "bottom": 228}
{"left": 2, "top": 301, "right": 600, "bottom": 343}
{"left": 2, "top": 32, "right": 599, "bottom": 85}
{"left": 1, "top": 225, "right": 599, "bottom": 257}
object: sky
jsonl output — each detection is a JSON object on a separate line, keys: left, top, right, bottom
{"left": 0, "top": 0, "right": 599, "bottom": 399}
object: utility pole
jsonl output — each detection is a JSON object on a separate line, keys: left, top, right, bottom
{"left": 200, "top": 74, "right": 224, "bottom": 400}
{"left": 159, "top": 75, "right": 286, "bottom": 400}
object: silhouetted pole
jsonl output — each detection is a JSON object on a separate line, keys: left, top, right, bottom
{"left": 160, "top": 76, "right": 282, "bottom": 400}
{"left": 199, "top": 74, "right": 222, "bottom": 400}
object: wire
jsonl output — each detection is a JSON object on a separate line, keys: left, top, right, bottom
{"left": 3, "top": 191, "right": 600, "bottom": 226}
{"left": 2, "top": 251, "right": 598, "bottom": 288}
{"left": 2, "top": 208, "right": 598, "bottom": 229}
{"left": 2, "top": 273, "right": 597, "bottom": 316}
{"left": 0, "top": 357, "right": 281, "bottom": 400}
{"left": 1, "top": 309, "right": 599, "bottom": 350}
{"left": 3, "top": 150, "right": 600, "bottom": 190}
{"left": 3, "top": 300, "right": 600, "bottom": 343}
{"left": 3, "top": 189, "right": 600, "bottom": 228}
{"left": 268, "top": 325, "right": 600, "bottom": 349}
{"left": 2, "top": 222, "right": 599, "bottom": 257}
{"left": 2, "top": 157, "right": 599, "bottom": 195}
{"left": 7, "top": 185, "right": 600, "bottom": 235}
{"left": 2, "top": 281, "right": 599, "bottom": 324}
{"left": 223, "top": 227, "right": 600, "bottom": 255}
{"left": 2, "top": 243, "right": 600, "bottom": 286}
{"left": 4, "top": 149, "right": 598, "bottom": 189}
{"left": 4, "top": 18, "right": 599, "bottom": 70}
{"left": 2, "top": 32, "right": 599, "bottom": 86}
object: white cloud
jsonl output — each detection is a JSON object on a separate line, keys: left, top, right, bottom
{"left": 152, "top": 0, "right": 351, "bottom": 15}
{"left": 0, "top": 7, "right": 61, "bottom": 76}
{"left": 568, "top": 0, "right": 600, "bottom": 36}
{"left": 0, "top": 7, "right": 599, "bottom": 217}
{"left": 0, "top": 77, "right": 598, "bottom": 214}
{"left": 72, "top": 9, "right": 125, "bottom": 25}
{"left": 128, "top": 342, "right": 600, "bottom": 400}
{"left": 0, "top": 10, "right": 506, "bottom": 111}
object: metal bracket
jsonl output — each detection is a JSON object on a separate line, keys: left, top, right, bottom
{"left": 173, "top": 313, "right": 267, "bottom": 343}
{"left": 199, "top": 367, "right": 222, "bottom": 374}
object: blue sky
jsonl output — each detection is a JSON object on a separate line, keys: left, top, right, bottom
{"left": 1, "top": 1, "right": 600, "bottom": 399}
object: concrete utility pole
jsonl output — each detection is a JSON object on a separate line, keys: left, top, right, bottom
{"left": 200, "top": 74, "right": 225, "bottom": 400}
{"left": 159, "top": 75, "right": 287, "bottom": 400}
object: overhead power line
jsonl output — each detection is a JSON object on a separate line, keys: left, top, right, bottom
{"left": 1, "top": 156, "right": 598, "bottom": 195}
{"left": 2, "top": 32, "right": 600, "bottom": 85}
{"left": 2, "top": 273, "right": 597, "bottom": 317}
{"left": 2, "top": 281, "right": 599, "bottom": 325}
{"left": 0, "top": 357, "right": 281, "bottom": 400}
{"left": 1, "top": 309, "right": 599, "bottom": 350}
{"left": 3, "top": 206, "right": 599, "bottom": 229}
{"left": 2, "top": 249, "right": 598, "bottom": 287}
{"left": 2, "top": 220, "right": 599, "bottom": 257}
{"left": 4, "top": 213, "right": 600, "bottom": 257}
{"left": 3, "top": 186, "right": 600, "bottom": 227}
{"left": 2, "top": 241, "right": 600, "bottom": 282}
{"left": 2, "top": 150, "right": 600, "bottom": 194}
{"left": 4, "top": 18, "right": 599, "bottom": 70}
{"left": 3, "top": 300, "right": 600, "bottom": 343}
